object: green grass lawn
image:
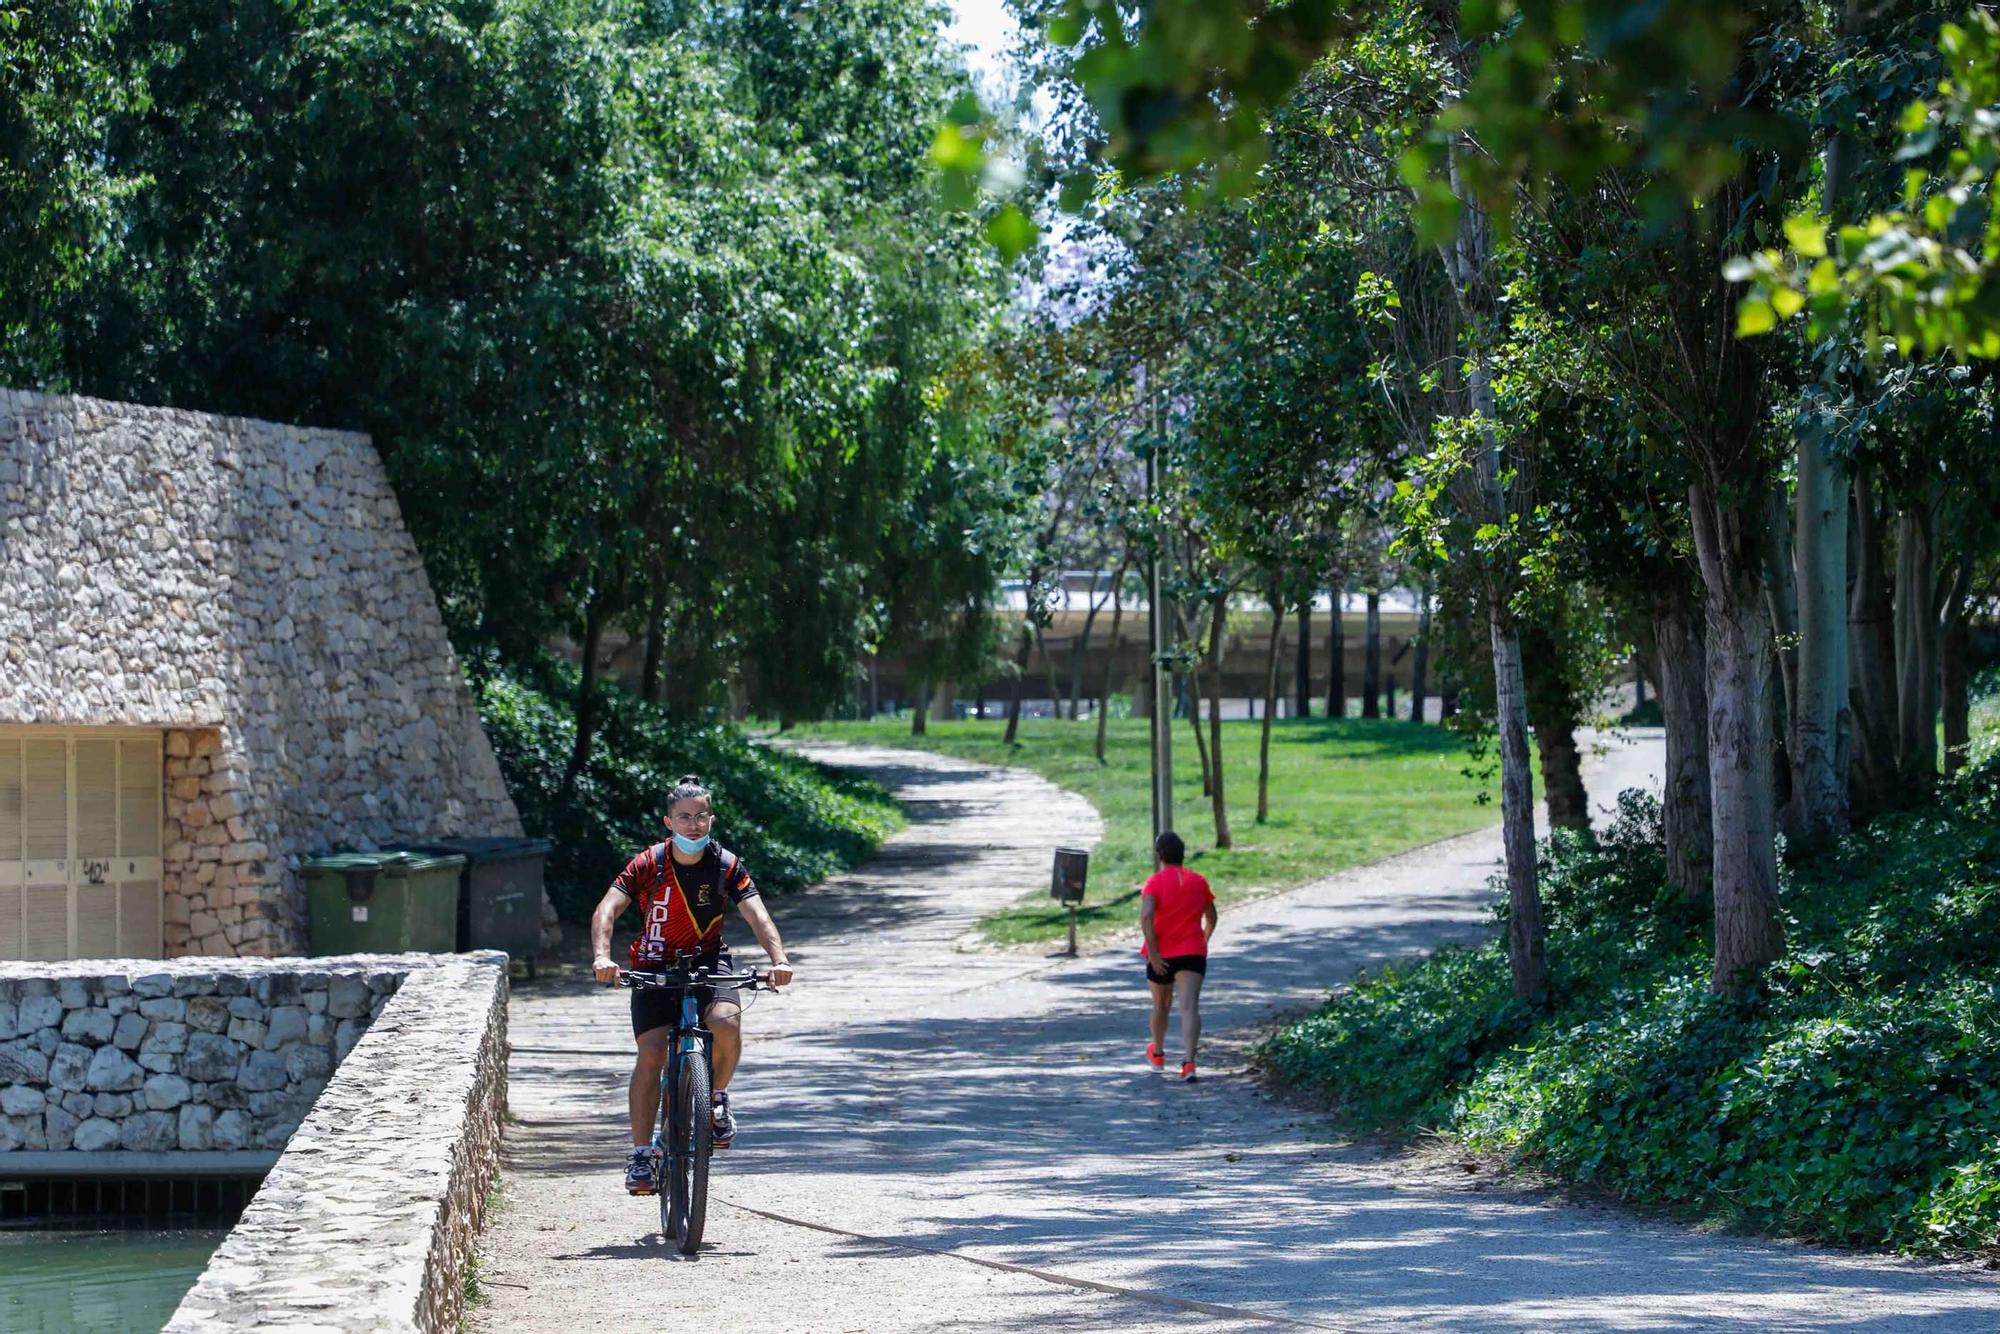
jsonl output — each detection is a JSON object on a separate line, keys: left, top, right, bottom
{"left": 779, "top": 716, "right": 1502, "bottom": 948}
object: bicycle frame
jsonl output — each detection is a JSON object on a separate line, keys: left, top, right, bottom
{"left": 652, "top": 989, "right": 710, "bottom": 1170}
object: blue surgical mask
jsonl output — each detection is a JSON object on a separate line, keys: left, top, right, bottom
{"left": 671, "top": 832, "right": 712, "bottom": 856}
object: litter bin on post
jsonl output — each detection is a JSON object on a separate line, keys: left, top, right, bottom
{"left": 403, "top": 836, "right": 553, "bottom": 975}
{"left": 302, "top": 850, "right": 464, "bottom": 955}
{"left": 1051, "top": 847, "right": 1089, "bottom": 957}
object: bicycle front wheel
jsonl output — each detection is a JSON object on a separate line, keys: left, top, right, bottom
{"left": 668, "top": 1049, "right": 712, "bottom": 1255}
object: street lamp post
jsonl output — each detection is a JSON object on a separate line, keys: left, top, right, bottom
{"left": 1147, "top": 431, "right": 1174, "bottom": 843}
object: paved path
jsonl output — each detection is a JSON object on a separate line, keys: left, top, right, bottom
{"left": 472, "top": 735, "right": 2000, "bottom": 1332}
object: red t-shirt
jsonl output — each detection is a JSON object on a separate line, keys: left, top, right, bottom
{"left": 609, "top": 843, "right": 758, "bottom": 967}
{"left": 1141, "top": 866, "right": 1213, "bottom": 959}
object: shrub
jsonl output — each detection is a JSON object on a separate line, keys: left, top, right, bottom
{"left": 1262, "top": 758, "right": 2000, "bottom": 1255}
{"left": 473, "top": 657, "right": 900, "bottom": 923}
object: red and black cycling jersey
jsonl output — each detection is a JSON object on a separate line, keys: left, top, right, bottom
{"left": 609, "top": 843, "right": 759, "bottom": 967}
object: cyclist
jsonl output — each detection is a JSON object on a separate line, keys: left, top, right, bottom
{"left": 592, "top": 774, "right": 794, "bottom": 1194}
{"left": 1139, "top": 830, "right": 1216, "bottom": 1083}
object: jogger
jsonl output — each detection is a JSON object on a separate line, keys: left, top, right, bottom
{"left": 1139, "top": 831, "right": 1217, "bottom": 1082}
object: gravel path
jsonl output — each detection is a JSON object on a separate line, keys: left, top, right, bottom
{"left": 471, "top": 735, "right": 2000, "bottom": 1332}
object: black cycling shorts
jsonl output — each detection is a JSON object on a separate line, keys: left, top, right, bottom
{"left": 1145, "top": 953, "right": 1208, "bottom": 986}
{"left": 630, "top": 955, "right": 743, "bottom": 1037}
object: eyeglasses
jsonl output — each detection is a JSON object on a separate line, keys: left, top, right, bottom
{"left": 668, "top": 810, "right": 714, "bottom": 825}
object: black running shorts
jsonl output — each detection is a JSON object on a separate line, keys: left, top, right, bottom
{"left": 630, "top": 954, "right": 742, "bottom": 1037}
{"left": 1145, "top": 953, "right": 1208, "bottom": 986}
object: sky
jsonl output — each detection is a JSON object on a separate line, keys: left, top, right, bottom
{"left": 941, "top": 0, "right": 1113, "bottom": 308}
{"left": 944, "top": 0, "right": 1021, "bottom": 100}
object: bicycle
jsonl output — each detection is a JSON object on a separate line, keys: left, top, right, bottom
{"left": 615, "top": 959, "right": 775, "bottom": 1255}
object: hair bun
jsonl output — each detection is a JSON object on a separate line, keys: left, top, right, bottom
{"left": 678, "top": 774, "right": 700, "bottom": 786}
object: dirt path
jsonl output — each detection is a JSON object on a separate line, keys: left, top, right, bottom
{"left": 471, "top": 736, "right": 2000, "bottom": 1332}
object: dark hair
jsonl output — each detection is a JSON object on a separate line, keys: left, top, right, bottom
{"left": 1154, "top": 831, "right": 1185, "bottom": 866}
{"left": 667, "top": 774, "right": 712, "bottom": 809}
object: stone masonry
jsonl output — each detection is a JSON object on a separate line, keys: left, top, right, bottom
{"left": 0, "top": 957, "right": 405, "bottom": 1154}
{"left": 0, "top": 389, "right": 524, "bottom": 956}
{"left": 167, "top": 954, "right": 509, "bottom": 1333}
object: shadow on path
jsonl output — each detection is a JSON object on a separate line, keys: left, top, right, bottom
{"left": 473, "top": 738, "right": 2000, "bottom": 1334}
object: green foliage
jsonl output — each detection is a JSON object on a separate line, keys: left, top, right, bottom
{"left": 1733, "top": 11, "right": 2000, "bottom": 361}
{"left": 1264, "top": 769, "right": 2000, "bottom": 1253}
{"left": 1265, "top": 944, "right": 1525, "bottom": 1129}
{"left": 473, "top": 657, "right": 900, "bottom": 923}
{"left": 5, "top": 0, "right": 1012, "bottom": 723}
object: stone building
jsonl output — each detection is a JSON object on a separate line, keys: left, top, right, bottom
{"left": 0, "top": 390, "right": 522, "bottom": 961}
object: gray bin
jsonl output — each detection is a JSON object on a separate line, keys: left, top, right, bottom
{"left": 404, "top": 836, "right": 553, "bottom": 970}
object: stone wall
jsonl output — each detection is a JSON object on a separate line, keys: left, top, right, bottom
{"left": 0, "top": 957, "right": 403, "bottom": 1155}
{"left": 166, "top": 954, "right": 509, "bottom": 1333}
{"left": 0, "top": 389, "right": 523, "bottom": 955}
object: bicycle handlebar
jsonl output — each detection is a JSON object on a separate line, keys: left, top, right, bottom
{"left": 614, "top": 966, "right": 775, "bottom": 991}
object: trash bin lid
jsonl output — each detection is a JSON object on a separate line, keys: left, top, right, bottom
{"left": 404, "top": 836, "right": 554, "bottom": 862}
{"left": 301, "top": 849, "right": 465, "bottom": 875}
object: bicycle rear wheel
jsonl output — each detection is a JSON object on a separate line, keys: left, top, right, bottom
{"left": 668, "top": 1049, "right": 712, "bottom": 1255}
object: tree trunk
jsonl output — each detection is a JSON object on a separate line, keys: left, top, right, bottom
{"left": 565, "top": 593, "right": 609, "bottom": 789}
{"left": 1409, "top": 585, "right": 1431, "bottom": 725}
{"left": 1653, "top": 584, "right": 1714, "bottom": 903}
{"left": 1096, "top": 572, "right": 1127, "bottom": 764}
{"left": 1032, "top": 626, "right": 1059, "bottom": 721}
{"left": 1325, "top": 587, "right": 1345, "bottom": 718}
{"left": 1942, "top": 558, "right": 1973, "bottom": 777}
{"left": 1789, "top": 432, "right": 1850, "bottom": 843}
{"left": 1180, "top": 601, "right": 1213, "bottom": 795}
{"left": 1258, "top": 597, "right": 1283, "bottom": 822}
{"left": 1185, "top": 670, "right": 1211, "bottom": 796}
{"left": 1489, "top": 598, "right": 1544, "bottom": 998}
{"left": 1690, "top": 481, "right": 1785, "bottom": 995}
{"left": 1295, "top": 598, "right": 1313, "bottom": 719}
{"left": 1893, "top": 499, "right": 1940, "bottom": 785}
{"left": 1068, "top": 583, "right": 1108, "bottom": 721}
{"left": 1362, "top": 591, "right": 1382, "bottom": 718}
{"left": 1207, "top": 591, "right": 1232, "bottom": 848}
{"left": 1760, "top": 486, "right": 1799, "bottom": 820}
{"left": 1521, "top": 619, "right": 1588, "bottom": 832}
{"left": 640, "top": 586, "right": 665, "bottom": 704}
{"left": 1787, "top": 82, "right": 1859, "bottom": 840}
{"left": 1848, "top": 467, "right": 1899, "bottom": 808}
{"left": 1440, "top": 137, "right": 1543, "bottom": 999}
{"left": 1083, "top": 554, "right": 1133, "bottom": 740}
{"left": 912, "top": 681, "right": 929, "bottom": 737}
{"left": 1531, "top": 704, "right": 1589, "bottom": 834}
{"left": 1763, "top": 485, "right": 1801, "bottom": 750}
{"left": 1003, "top": 626, "right": 1031, "bottom": 746}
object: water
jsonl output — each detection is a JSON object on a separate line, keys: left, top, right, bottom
{"left": 0, "top": 1227, "right": 227, "bottom": 1333}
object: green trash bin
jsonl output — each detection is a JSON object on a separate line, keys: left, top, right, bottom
{"left": 303, "top": 849, "right": 465, "bottom": 955}
{"left": 401, "top": 836, "right": 553, "bottom": 971}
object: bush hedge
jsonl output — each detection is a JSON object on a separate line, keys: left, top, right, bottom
{"left": 1262, "top": 762, "right": 2000, "bottom": 1255}
{"left": 472, "top": 657, "right": 900, "bottom": 924}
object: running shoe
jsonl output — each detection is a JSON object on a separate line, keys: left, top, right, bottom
{"left": 624, "top": 1145, "right": 659, "bottom": 1195}
{"left": 1178, "top": 1062, "right": 1198, "bottom": 1084}
{"left": 711, "top": 1091, "right": 736, "bottom": 1148}
{"left": 1146, "top": 1041, "right": 1166, "bottom": 1070}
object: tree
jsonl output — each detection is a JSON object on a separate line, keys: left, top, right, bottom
{"left": 9, "top": 0, "right": 1015, "bottom": 748}
{"left": 1736, "top": 12, "right": 2000, "bottom": 361}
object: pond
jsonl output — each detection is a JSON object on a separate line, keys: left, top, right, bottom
{"left": 0, "top": 1227, "right": 227, "bottom": 1333}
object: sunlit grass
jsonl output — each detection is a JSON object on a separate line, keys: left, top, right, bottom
{"left": 781, "top": 716, "right": 1501, "bottom": 947}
